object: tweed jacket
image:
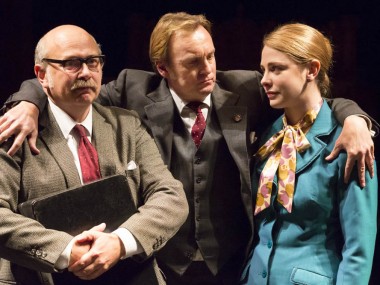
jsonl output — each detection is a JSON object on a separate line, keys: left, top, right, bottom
{"left": 242, "top": 101, "right": 378, "bottom": 285}
{"left": 0, "top": 102, "right": 188, "bottom": 285}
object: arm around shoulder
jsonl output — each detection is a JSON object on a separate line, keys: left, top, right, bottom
{"left": 97, "top": 68, "right": 158, "bottom": 108}
{"left": 327, "top": 97, "right": 379, "bottom": 136}
{"left": 4, "top": 78, "right": 47, "bottom": 113}
{"left": 326, "top": 97, "right": 378, "bottom": 186}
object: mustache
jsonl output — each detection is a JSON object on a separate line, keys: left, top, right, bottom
{"left": 71, "top": 80, "right": 97, "bottom": 91}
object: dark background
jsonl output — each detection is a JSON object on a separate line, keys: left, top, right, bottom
{"left": 1, "top": 0, "right": 379, "bottom": 283}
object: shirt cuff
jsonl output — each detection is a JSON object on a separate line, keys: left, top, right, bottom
{"left": 113, "top": 228, "right": 144, "bottom": 259}
{"left": 55, "top": 239, "right": 74, "bottom": 270}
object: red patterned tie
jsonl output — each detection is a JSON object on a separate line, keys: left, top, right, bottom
{"left": 73, "top": 124, "right": 101, "bottom": 183}
{"left": 187, "top": 102, "right": 206, "bottom": 148}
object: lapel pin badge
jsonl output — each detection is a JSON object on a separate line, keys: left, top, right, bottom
{"left": 233, "top": 114, "right": 242, "bottom": 122}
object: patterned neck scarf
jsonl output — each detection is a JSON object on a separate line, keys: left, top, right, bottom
{"left": 254, "top": 103, "right": 322, "bottom": 215}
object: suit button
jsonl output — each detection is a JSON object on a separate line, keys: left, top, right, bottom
{"left": 267, "top": 240, "right": 272, "bottom": 248}
{"left": 196, "top": 177, "right": 201, "bottom": 183}
{"left": 195, "top": 157, "right": 201, "bottom": 164}
{"left": 262, "top": 270, "right": 267, "bottom": 278}
{"left": 195, "top": 197, "right": 200, "bottom": 203}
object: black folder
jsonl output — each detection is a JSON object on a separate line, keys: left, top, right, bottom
{"left": 17, "top": 174, "right": 159, "bottom": 285}
{"left": 18, "top": 174, "right": 136, "bottom": 235}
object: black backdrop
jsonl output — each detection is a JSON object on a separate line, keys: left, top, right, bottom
{"left": 1, "top": 1, "right": 379, "bottom": 283}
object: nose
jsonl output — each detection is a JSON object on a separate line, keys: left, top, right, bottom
{"left": 260, "top": 71, "right": 271, "bottom": 89}
{"left": 200, "top": 57, "right": 213, "bottom": 75}
{"left": 77, "top": 62, "right": 92, "bottom": 79}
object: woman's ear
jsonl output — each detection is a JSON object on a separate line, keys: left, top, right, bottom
{"left": 306, "top": 59, "right": 321, "bottom": 81}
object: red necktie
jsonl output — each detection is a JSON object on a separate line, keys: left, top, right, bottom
{"left": 187, "top": 102, "right": 206, "bottom": 148}
{"left": 73, "top": 124, "right": 101, "bottom": 183}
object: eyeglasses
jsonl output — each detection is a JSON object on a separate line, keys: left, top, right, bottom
{"left": 42, "top": 55, "right": 105, "bottom": 73}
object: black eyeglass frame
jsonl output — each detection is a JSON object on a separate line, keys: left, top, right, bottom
{"left": 41, "top": 55, "right": 106, "bottom": 72}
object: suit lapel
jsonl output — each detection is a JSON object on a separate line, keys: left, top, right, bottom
{"left": 212, "top": 84, "right": 251, "bottom": 192}
{"left": 144, "top": 79, "right": 175, "bottom": 167}
{"left": 296, "top": 101, "right": 337, "bottom": 173}
{"left": 39, "top": 106, "right": 81, "bottom": 188}
{"left": 92, "top": 107, "right": 117, "bottom": 177}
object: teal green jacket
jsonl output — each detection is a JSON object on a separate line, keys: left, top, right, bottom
{"left": 242, "top": 100, "right": 378, "bottom": 285}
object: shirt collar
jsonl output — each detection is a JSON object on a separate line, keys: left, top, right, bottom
{"left": 170, "top": 88, "right": 211, "bottom": 114}
{"left": 48, "top": 98, "right": 93, "bottom": 139}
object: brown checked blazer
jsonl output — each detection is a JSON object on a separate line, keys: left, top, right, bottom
{"left": 0, "top": 102, "right": 188, "bottom": 285}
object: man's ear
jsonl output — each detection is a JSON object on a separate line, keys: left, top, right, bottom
{"left": 156, "top": 61, "right": 168, "bottom": 78}
{"left": 34, "top": 64, "right": 49, "bottom": 88}
{"left": 306, "top": 59, "right": 321, "bottom": 81}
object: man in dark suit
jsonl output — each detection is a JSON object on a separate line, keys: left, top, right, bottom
{"left": 0, "top": 12, "right": 377, "bottom": 285}
{"left": 0, "top": 24, "right": 188, "bottom": 284}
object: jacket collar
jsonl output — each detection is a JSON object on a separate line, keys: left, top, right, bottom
{"left": 39, "top": 104, "right": 81, "bottom": 188}
{"left": 91, "top": 103, "right": 117, "bottom": 178}
{"left": 212, "top": 83, "right": 251, "bottom": 190}
{"left": 144, "top": 79, "right": 175, "bottom": 166}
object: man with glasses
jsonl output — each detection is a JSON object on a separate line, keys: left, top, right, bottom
{"left": 0, "top": 24, "right": 188, "bottom": 284}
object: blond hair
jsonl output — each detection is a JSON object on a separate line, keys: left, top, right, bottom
{"left": 263, "top": 23, "right": 333, "bottom": 97}
{"left": 149, "top": 12, "right": 212, "bottom": 72}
